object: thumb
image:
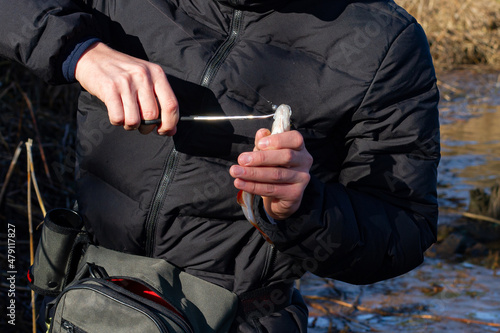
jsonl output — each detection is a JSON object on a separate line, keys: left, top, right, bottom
{"left": 254, "top": 128, "right": 271, "bottom": 151}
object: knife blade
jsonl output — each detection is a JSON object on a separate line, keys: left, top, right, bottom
{"left": 141, "top": 113, "right": 275, "bottom": 125}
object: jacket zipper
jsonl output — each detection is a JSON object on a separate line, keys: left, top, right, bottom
{"left": 145, "top": 148, "right": 179, "bottom": 257}
{"left": 200, "top": 9, "right": 243, "bottom": 87}
{"left": 261, "top": 243, "right": 278, "bottom": 282}
{"left": 144, "top": 9, "right": 243, "bottom": 256}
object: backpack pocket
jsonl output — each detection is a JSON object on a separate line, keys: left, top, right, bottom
{"left": 29, "top": 208, "right": 86, "bottom": 296}
{"left": 49, "top": 277, "right": 193, "bottom": 333}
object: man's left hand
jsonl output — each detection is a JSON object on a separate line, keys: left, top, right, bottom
{"left": 230, "top": 129, "right": 313, "bottom": 220}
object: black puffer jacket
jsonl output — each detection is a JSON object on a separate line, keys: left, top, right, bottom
{"left": 0, "top": 0, "right": 440, "bottom": 331}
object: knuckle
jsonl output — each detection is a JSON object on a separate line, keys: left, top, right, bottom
{"left": 109, "top": 119, "right": 123, "bottom": 126}
{"left": 142, "top": 110, "right": 156, "bottom": 119}
{"left": 264, "top": 183, "right": 275, "bottom": 196}
{"left": 124, "top": 116, "right": 140, "bottom": 128}
{"left": 256, "top": 151, "right": 267, "bottom": 165}
{"left": 280, "top": 200, "right": 295, "bottom": 211}
{"left": 287, "top": 187, "right": 301, "bottom": 201}
{"left": 304, "top": 153, "right": 313, "bottom": 167}
{"left": 249, "top": 182, "right": 258, "bottom": 194}
{"left": 273, "top": 168, "right": 285, "bottom": 182}
{"left": 134, "top": 64, "right": 150, "bottom": 77}
{"left": 247, "top": 167, "right": 256, "bottom": 178}
{"left": 108, "top": 113, "right": 124, "bottom": 126}
{"left": 115, "top": 74, "right": 133, "bottom": 89}
{"left": 162, "top": 98, "right": 179, "bottom": 113}
{"left": 106, "top": 79, "right": 120, "bottom": 92}
{"left": 272, "top": 135, "right": 283, "bottom": 148}
{"left": 284, "top": 149, "right": 294, "bottom": 163}
{"left": 292, "top": 131, "right": 305, "bottom": 147}
{"left": 301, "top": 172, "right": 311, "bottom": 184}
{"left": 150, "top": 64, "right": 165, "bottom": 77}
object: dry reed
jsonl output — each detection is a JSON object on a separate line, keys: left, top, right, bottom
{"left": 1, "top": 61, "right": 79, "bottom": 332}
{"left": 397, "top": 0, "right": 500, "bottom": 70}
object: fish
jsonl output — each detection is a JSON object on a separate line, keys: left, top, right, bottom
{"left": 237, "top": 104, "right": 292, "bottom": 244}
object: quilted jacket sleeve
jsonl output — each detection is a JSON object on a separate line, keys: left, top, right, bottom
{"left": 0, "top": 0, "right": 96, "bottom": 84}
{"left": 257, "top": 22, "right": 440, "bottom": 285}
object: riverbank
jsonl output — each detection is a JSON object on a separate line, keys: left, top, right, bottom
{"left": 304, "top": 251, "right": 500, "bottom": 333}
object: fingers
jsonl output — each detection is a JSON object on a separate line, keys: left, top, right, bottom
{"left": 231, "top": 164, "right": 310, "bottom": 187}
{"left": 134, "top": 65, "right": 178, "bottom": 135}
{"left": 234, "top": 177, "right": 307, "bottom": 201}
{"left": 229, "top": 129, "right": 313, "bottom": 195}
{"left": 240, "top": 131, "right": 312, "bottom": 168}
{"left": 153, "top": 68, "right": 179, "bottom": 136}
{"left": 104, "top": 92, "right": 126, "bottom": 126}
{"left": 233, "top": 173, "right": 308, "bottom": 220}
{"left": 256, "top": 130, "right": 306, "bottom": 151}
{"left": 230, "top": 129, "right": 313, "bottom": 219}
{"left": 121, "top": 85, "right": 142, "bottom": 131}
{"left": 254, "top": 128, "right": 271, "bottom": 149}
{"left": 75, "top": 42, "right": 178, "bottom": 135}
{"left": 137, "top": 72, "right": 160, "bottom": 135}
{"left": 104, "top": 73, "right": 152, "bottom": 132}
{"left": 237, "top": 149, "right": 302, "bottom": 168}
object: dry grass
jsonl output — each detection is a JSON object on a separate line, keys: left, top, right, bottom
{"left": 0, "top": 61, "right": 79, "bottom": 332}
{"left": 0, "top": 61, "right": 80, "bottom": 219}
{"left": 397, "top": 0, "right": 500, "bottom": 70}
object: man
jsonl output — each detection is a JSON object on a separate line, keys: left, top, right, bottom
{"left": 0, "top": 0, "right": 440, "bottom": 331}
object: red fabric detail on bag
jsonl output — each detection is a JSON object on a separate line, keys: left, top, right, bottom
{"left": 110, "top": 278, "right": 185, "bottom": 318}
{"left": 27, "top": 269, "right": 33, "bottom": 283}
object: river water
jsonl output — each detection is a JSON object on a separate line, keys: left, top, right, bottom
{"left": 438, "top": 69, "right": 500, "bottom": 211}
{"left": 303, "top": 69, "right": 500, "bottom": 332}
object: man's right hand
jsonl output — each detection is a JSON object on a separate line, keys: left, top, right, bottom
{"left": 74, "top": 42, "right": 178, "bottom": 135}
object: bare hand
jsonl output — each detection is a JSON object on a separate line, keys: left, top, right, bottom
{"left": 75, "top": 42, "right": 178, "bottom": 135}
{"left": 230, "top": 129, "right": 313, "bottom": 220}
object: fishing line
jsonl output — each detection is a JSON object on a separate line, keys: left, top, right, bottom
{"left": 144, "top": 0, "right": 278, "bottom": 111}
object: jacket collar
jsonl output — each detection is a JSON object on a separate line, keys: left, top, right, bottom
{"left": 215, "top": 0, "right": 290, "bottom": 9}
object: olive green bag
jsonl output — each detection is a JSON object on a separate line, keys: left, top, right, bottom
{"left": 29, "top": 209, "right": 238, "bottom": 333}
